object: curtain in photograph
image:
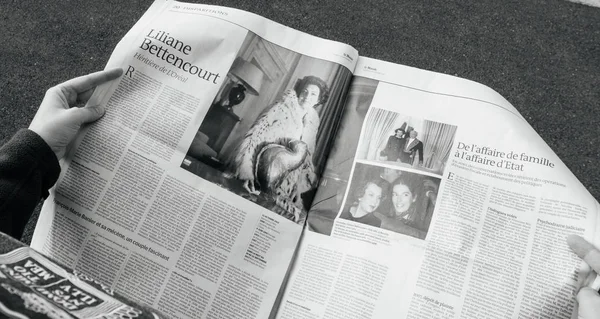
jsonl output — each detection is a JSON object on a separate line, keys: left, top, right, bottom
{"left": 360, "top": 108, "right": 399, "bottom": 160}
{"left": 313, "top": 68, "right": 353, "bottom": 175}
{"left": 421, "top": 121, "right": 457, "bottom": 170}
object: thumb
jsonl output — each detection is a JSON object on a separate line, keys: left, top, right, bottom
{"left": 576, "top": 287, "right": 600, "bottom": 318}
{"left": 74, "top": 104, "right": 106, "bottom": 124}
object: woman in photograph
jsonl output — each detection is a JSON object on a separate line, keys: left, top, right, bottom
{"left": 339, "top": 178, "right": 387, "bottom": 227}
{"left": 380, "top": 127, "right": 406, "bottom": 162}
{"left": 375, "top": 174, "right": 428, "bottom": 239}
{"left": 229, "top": 76, "right": 330, "bottom": 195}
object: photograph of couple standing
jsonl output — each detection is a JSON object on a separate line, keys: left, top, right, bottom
{"left": 338, "top": 163, "right": 440, "bottom": 240}
{"left": 357, "top": 108, "right": 457, "bottom": 175}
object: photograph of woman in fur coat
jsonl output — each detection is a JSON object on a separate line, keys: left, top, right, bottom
{"left": 181, "top": 32, "right": 352, "bottom": 224}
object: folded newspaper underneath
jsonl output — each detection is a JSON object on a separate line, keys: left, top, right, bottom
{"left": 0, "top": 247, "right": 167, "bottom": 318}
{"left": 24, "top": 1, "right": 598, "bottom": 318}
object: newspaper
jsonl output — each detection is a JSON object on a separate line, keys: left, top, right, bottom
{"left": 289, "top": 58, "right": 599, "bottom": 318}
{"left": 25, "top": 1, "right": 598, "bottom": 318}
{"left": 0, "top": 247, "right": 166, "bottom": 318}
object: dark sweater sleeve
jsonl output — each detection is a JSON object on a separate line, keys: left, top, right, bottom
{"left": 0, "top": 129, "right": 60, "bottom": 239}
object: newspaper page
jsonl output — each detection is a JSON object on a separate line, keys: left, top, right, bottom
{"left": 277, "top": 57, "right": 600, "bottom": 319}
{"left": 30, "top": 1, "right": 357, "bottom": 318}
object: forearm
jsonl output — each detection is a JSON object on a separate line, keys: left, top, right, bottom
{"left": 0, "top": 129, "right": 60, "bottom": 239}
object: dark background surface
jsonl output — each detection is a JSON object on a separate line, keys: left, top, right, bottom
{"left": 0, "top": 0, "right": 598, "bottom": 243}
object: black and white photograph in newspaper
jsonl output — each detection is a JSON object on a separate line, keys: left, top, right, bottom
{"left": 181, "top": 31, "right": 352, "bottom": 224}
{"left": 357, "top": 108, "right": 457, "bottom": 176}
{"left": 306, "top": 76, "right": 379, "bottom": 235}
{"left": 338, "top": 162, "right": 440, "bottom": 240}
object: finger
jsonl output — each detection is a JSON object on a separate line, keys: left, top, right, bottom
{"left": 576, "top": 287, "right": 600, "bottom": 318}
{"left": 76, "top": 87, "right": 97, "bottom": 105}
{"left": 568, "top": 235, "right": 600, "bottom": 274}
{"left": 570, "top": 304, "right": 578, "bottom": 319}
{"left": 71, "top": 104, "right": 106, "bottom": 125}
{"left": 60, "top": 68, "right": 123, "bottom": 95}
{"left": 583, "top": 266, "right": 597, "bottom": 287}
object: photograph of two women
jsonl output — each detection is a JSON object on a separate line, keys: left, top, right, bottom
{"left": 339, "top": 164, "right": 441, "bottom": 240}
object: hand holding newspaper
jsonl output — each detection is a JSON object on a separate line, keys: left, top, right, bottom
{"left": 567, "top": 234, "right": 600, "bottom": 318}
{"left": 2, "top": 0, "right": 594, "bottom": 318}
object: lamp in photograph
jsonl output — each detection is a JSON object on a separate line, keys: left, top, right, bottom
{"left": 218, "top": 57, "right": 264, "bottom": 111}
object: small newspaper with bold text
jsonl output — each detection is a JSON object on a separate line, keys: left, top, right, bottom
{"left": 0, "top": 247, "right": 167, "bottom": 318}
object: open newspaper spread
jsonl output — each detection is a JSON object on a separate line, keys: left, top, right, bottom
{"left": 23, "top": 1, "right": 598, "bottom": 319}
